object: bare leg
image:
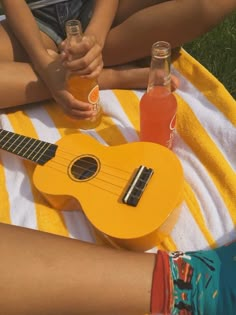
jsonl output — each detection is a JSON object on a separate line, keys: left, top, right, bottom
{"left": 0, "top": 61, "right": 51, "bottom": 107}
{"left": 0, "top": 17, "right": 149, "bottom": 107}
{"left": 0, "top": 222, "right": 154, "bottom": 315}
{"left": 103, "top": 0, "right": 179, "bottom": 66}
{"left": 99, "top": 0, "right": 234, "bottom": 88}
{"left": 103, "top": 0, "right": 232, "bottom": 66}
{"left": 0, "top": 222, "right": 235, "bottom": 314}
{"left": 0, "top": 20, "right": 55, "bottom": 108}
{"left": 99, "top": 0, "right": 179, "bottom": 90}
{"left": 98, "top": 62, "right": 179, "bottom": 90}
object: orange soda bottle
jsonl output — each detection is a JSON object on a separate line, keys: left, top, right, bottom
{"left": 139, "top": 41, "right": 177, "bottom": 149}
{"left": 65, "top": 19, "right": 102, "bottom": 129}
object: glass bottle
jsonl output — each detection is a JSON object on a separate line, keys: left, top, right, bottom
{"left": 139, "top": 41, "right": 177, "bottom": 149}
{"left": 65, "top": 19, "right": 102, "bottom": 129}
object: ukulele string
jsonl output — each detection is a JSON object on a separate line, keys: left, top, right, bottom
{"left": 6, "top": 138, "right": 133, "bottom": 182}
{"left": 57, "top": 146, "right": 131, "bottom": 174}
{"left": 43, "top": 162, "right": 120, "bottom": 197}
{"left": 2, "top": 138, "right": 131, "bottom": 181}
{"left": 2, "top": 140, "right": 135, "bottom": 195}
{"left": 56, "top": 147, "right": 130, "bottom": 182}
{"left": 40, "top": 148, "right": 131, "bottom": 187}
{"left": 0, "top": 132, "right": 131, "bottom": 178}
{"left": 41, "top": 154, "right": 148, "bottom": 198}
{"left": 46, "top": 157, "right": 124, "bottom": 189}
{"left": 0, "top": 134, "right": 146, "bottom": 195}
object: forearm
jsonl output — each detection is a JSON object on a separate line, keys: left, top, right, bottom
{"left": 2, "top": 0, "right": 51, "bottom": 69}
{"left": 84, "top": 0, "right": 119, "bottom": 47}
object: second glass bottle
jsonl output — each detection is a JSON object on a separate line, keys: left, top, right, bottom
{"left": 139, "top": 41, "right": 177, "bottom": 149}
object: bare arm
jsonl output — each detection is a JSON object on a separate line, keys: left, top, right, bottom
{"left": 1, "top": 0, "right": 52, "bottom": 70}
{"left": 63, "top": 0, "right": 119, "bottom": 78}
{"left": 85, "top": 0, "right": 119, "bottom": 47}
{"left": 1, "top": 0, "right": 97, "bottom": 118}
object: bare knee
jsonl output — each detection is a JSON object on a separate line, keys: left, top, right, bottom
{"left": 113, "top": 0, "right": 171, "bottom": 26}
{"left": 0, "top": 19, "right": 58, "bottom": 63}
{"left": 0, "top": 20, "right": 29, "bottom": 62}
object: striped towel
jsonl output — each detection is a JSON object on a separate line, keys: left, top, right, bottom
{"left": 0, "top": 48, "right": 235, "bottom": 253}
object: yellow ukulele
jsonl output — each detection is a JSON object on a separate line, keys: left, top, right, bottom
{"left": 0, "top": 129, "right": 184, "bottom": 251}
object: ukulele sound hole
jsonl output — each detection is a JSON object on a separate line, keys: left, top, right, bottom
{"left": 69, "top": 155, "right": 99, "bottom": 181}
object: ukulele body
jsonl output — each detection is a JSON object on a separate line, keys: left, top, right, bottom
{"left": 33, "top": 133, "right": 184, "bottom": 251}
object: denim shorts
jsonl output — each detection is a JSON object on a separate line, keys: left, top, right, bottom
{"left": 29, "top": 0, "right": 95, "bottom": 45}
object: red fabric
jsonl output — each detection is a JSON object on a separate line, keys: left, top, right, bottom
{"left": 150, "top": 250, "right": 171, "bottom": 314}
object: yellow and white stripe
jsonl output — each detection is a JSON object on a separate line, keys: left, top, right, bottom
{"left": 0, "top": 49, "right": 235, "bottom": 251}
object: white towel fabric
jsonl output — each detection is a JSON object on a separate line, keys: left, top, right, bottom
{"left": 0, "top": 16, "right": 235, "bottom": 253}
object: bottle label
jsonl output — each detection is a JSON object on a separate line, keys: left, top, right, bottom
{"left": 169, "top": 113, "right": 176, "bottom": 131}
{"left": 166, "top": 113, "right": 177, "bottom": 148}
{"left": 88, "top": 85, "right": 99, "bottom": 105}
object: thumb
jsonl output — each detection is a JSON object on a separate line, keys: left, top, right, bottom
{"left": 59, "top": 40, "right": 66, "bottom": 51}
{"left": 47, "top": 49, "right": 59, "bottom": 58}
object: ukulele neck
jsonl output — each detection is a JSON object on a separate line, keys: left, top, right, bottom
{"left": 0, "top": 129, "right": 57, "bottom": 165}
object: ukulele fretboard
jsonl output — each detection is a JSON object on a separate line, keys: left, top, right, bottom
{"left": 0, "top": 129, "right": 57, "bottom": 165}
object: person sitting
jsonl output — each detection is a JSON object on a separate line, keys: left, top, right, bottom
{"left": 0, "top": 0, "right": 235, "bottom": 119}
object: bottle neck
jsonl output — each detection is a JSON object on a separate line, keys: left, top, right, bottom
{"left": 147, "top": 41, "right": 172, "bottom": 94}
{"left": 65, "top": 19, "right": 83, "bottom": 46}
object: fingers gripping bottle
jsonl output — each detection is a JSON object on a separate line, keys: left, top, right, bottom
{"left": 139, "top": 41, "right": 177, "bottom": 149}
{"left": 65, "top": 19, "right": 102, "bottom": 129}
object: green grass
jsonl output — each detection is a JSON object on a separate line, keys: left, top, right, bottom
{"left": 184, "top": 11, "right": 236, "bottom": 99}
{"left": 0, "top": 6, "right": 235, "bottom": 98}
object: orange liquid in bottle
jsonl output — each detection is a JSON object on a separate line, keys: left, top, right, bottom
{"left": 67, "top": 74, "right": 102, "bottom": 129}
{"left": 65, "top": 19, "right": 102, "bottom": 129}
{"left": 139, "top": 86, "right": 177, "bottom": 148}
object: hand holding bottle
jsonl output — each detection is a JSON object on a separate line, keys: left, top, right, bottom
{"left": 37, "top": 49, "right": 96, "bottom": 119}
{"left": 59, "top": 20, "right": 102, "bottom": 129}
{"left": 60, "top": 33, "right": 104, "bottom": 80}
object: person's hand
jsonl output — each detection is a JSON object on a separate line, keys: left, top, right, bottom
{"left": 60, "top": 34, "right": 104, "bottom": 79}
{"left": 36, "top": 49, "right": 96, "bottom": 119}
{"left": 171, "top": 75, "right": 180, "bottom": 92}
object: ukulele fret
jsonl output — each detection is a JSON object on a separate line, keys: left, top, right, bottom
{"left": 0, "top": 129, "right": 57, "bottom": 165}
{"left": 12, "top": 136, "right": 26, "bottom": 153}
{"left": 0, "top": 131, "right": 16, "bottom": 149}
{"left": 0, "top": 130, "right": 12, "bottom": 146}
{"left": 27, "top": 140, "right": 44, "bottom": 159}
{"left": 122, "top": 165, "right": 154, "bottom": 207}
{"left": 21, "top": 138, "right": 37, "bottom": 157}
{"left": 7, "top": 134, "right": 23, "bottom": 151}
{"left": 14, "top": 137, "right": 35, "bottom": 155}
{"left": 34, "top": 142, "right": 56, "bottom": 165}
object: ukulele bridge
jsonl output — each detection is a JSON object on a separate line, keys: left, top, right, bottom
{"left": 122, "top": 165, "right": 154, "bottom": 207}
